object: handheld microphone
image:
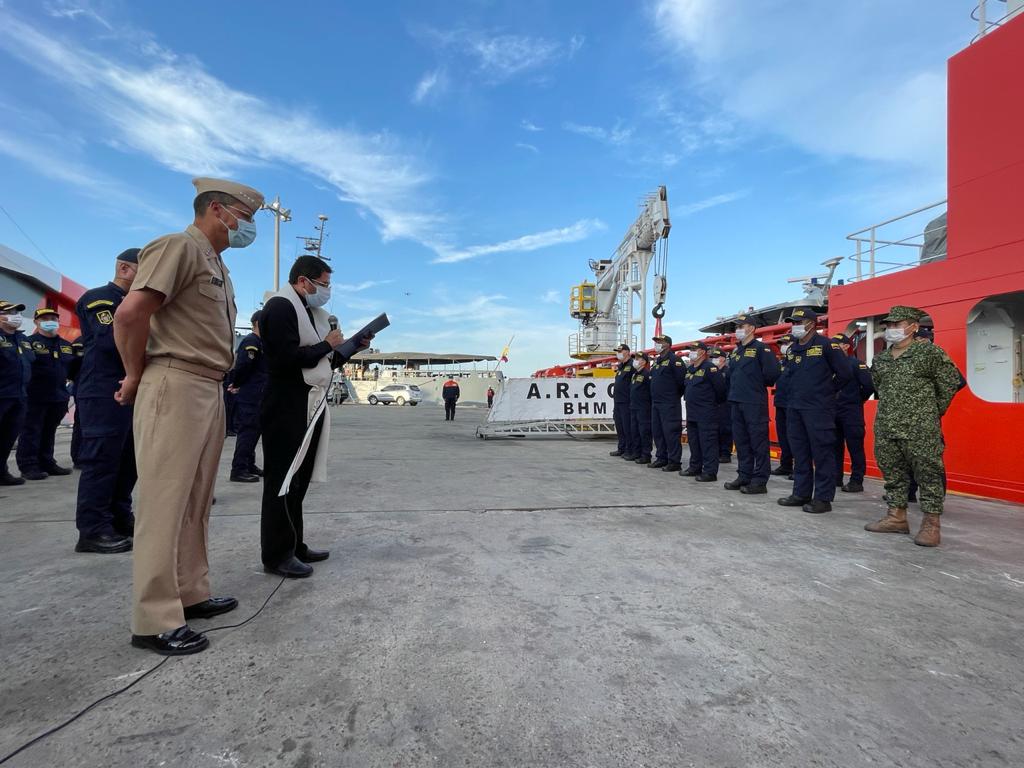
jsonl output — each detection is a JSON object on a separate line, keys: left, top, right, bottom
{"left": 328, "top": 315, "right": 339, "bottom": 331}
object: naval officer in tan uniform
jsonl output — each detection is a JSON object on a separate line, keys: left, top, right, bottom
{"left": 114, "top": 177, "right": 264, "bottom": 655}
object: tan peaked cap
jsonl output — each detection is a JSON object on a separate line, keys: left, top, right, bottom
{"left": 192, "top": 177, "right": 265, "bottom": 212}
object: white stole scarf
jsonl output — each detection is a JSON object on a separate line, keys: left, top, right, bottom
{"left": 274, "top": 287, "right": 335, "bottom": 495}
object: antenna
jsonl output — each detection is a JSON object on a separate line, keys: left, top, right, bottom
{"left": 295, "top": 214, "right": 331, "bottom": 260}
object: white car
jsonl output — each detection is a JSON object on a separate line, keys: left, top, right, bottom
{"left": 366, "top": 384, "right": 422, "bottom": 406}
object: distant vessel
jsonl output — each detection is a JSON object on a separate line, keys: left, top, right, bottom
{"left": 537, "top": 9, "right": 1024, "bottom": 505}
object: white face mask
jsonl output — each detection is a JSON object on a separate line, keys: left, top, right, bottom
{"left": 2, "top": 314, "right": 23, "bottom": 330}
{"left": 735, "top": 327, "right": 749, "bottom": 342}
{"left": 780, "top": 344, "right": 792, "bottom": 356}
{"left": 39, "top": 320, "right": 60, "bottom": 333}
{"left": 633, "top": 359, "right": 645, "bottom": 370}
{"left": 884, "top": 327, "right": 909, "bottom": 344}
{"left": 790, "top": 324, "right": 808, "bottom": 339}
{"left": 616, "top": 352, "right": 626, "bottom": 361}
{"left": 713, "top": 357, "right": 726, "bottom": 367}
{"left": 657, "top": 343, "right": 668, "bottom": 353}
{"left": 304, "top": 278, "right": 331, "bottom": 308}
{"left": 687, "top": 351, "right": 700, "bottom": 364}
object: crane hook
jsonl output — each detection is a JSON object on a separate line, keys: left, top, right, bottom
{"left": 652, "top": 302, "right": 666, "bottom": 319}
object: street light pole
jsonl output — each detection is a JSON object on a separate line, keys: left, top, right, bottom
{"left": 262, "top": 196, "right": 292, "bottom": 292}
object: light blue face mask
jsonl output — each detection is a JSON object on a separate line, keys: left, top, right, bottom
{"left": 222, "top": 207, "right": 257, "bottom": 248}
{"left": 39, "top": 320, "right": 60, "bottom": 333}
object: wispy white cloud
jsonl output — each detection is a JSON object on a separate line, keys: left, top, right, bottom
{"left": 515, "top": 142, "right": 540, "bottom": 154}
{"left": 651, "top": 0, "right": 950, "bottom": 173}
{"left": 568, "top": 34, "right": 586, "bottom": 57}
{"left": 540, "top": 289, "right": 561, "bottom": 304}
{"left": 416, "top": 27, "right": 582, "bottom": 85}
{"left": 0, "top": 10, "right": 445, "bottom": 249}
{"left": 45, "top": 1, "right": 112, "bottom": 30}
{"left": 676, "top": 190, "right": 750, "bottom": 216}
{"left": 334, "top": 280, "right": 395, "bottom": 293}
{"left": 433, "top": 218, "right": 606, "bottom": 265}
{"left": 521, "top": 119, "right": 543, "bottom": 132}
{"left": 563, "top": 121, "right": 633, "bottom": 146}
{"left": 412, "top": 68, "right": 446, "bottom": 104}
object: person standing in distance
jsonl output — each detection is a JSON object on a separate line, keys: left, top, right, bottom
{"left": 16, "top": 308, "right": 76, "bottom": 480}
{"left": 725, "top": 315, "right": 780, "bottom": 493}
{"left": 770, "top": 334, "right": 795, "bottom": 479}
{"left": 228, "top": 310, "right": 268, "bottom": 483}
{"left": 0, "top": 301, "right": 34, "bottom": 486}
{"left": 630, "top": 352, "right": 653, "bottom": 464}
{"left": 486, "top": 386, "right": 495, "bottom": 408}
{"left": 710, "top": 347, "right": 733, "bottom": 464}
{"left": 776, "top": 309, "right": 851, "bottom": 514}
{"left": 681, "top": 341, "right": 726, "bottom": 482}
{"left": 648, "top": 334, "right": 686, "bottom": 472}
{"left": 74, "top": 249, "right": 140, "bottom": 554}
{"left": 442, "top": 376, "right": 460, "bottom": 421}
{"left": 114, "top": 177, "right": 264, "bottom": 655}
{"left": 259, "top": 256, "right": 369, "bottom": 578}
{"left": 831, "top": 333, "right": 874, "bottom": 493}
{"left": 609, "top": 343, "right": 635, "bottom": 459}
{"left": 865, "top": 306, "right": 962, "bottom": 547}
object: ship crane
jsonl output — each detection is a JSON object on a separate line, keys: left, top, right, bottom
{"left": 568, "top": 186, "right": 671, "bottom": 359}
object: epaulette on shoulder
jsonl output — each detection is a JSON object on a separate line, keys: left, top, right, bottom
{"left": 86, "top": 299, "right": 115, "bottom": 309}
{"left": 244, "top": 345, "right": 259, "bottom": 352}
{"left": 675, "top": 360, "right": 683, "bottom": 366}
{"left": 710, "top": 367, "right": 718, "bottom": 373}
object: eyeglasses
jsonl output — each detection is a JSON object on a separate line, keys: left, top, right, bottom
{"left": 221, "top": 204, "right": 255, "bottom": 223}
{"left": 307, "top": 277, "right": 331, "bottom": 289}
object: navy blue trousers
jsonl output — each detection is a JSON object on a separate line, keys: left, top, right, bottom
{"left": 16, "top": 400, "right": 68, "bottom": 472}
{"left": 75, "top": 397, "right": 137, "bottom": 538}
{"left": 787, "top": 407, "right": 837, "bottom": 502}
{"left": 686, "top": 419, "right": 720, "bottom": 476}
{"left": 651, "top": 401, "right": 682, "bottom": 464}
{"left": 731, "top": 401, "right": 771, "bottom": 484}
{"left": 0, "top": 398, "right": 26, "bottom": 475}
{"left": 231, "top": 399, "right": 262, "bottom": 474}
{"left": 775, "top": 406, "right": 794, "bottom": 471}
{"left": 71, "top": 403, "right": 82, "bottom": 465}
{"left": 718, "top": 403, "right": 733, "bottom": 459}
{"left": 631, "top": 407, "right": 652, "bottom": 460}
{"left": 613, "top": 402, "right": 633, "bottom": 454}
{"left": 834, "top": 413, "right": 866, "bottom": 483}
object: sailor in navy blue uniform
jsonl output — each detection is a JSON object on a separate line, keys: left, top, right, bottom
{"left": 710, "top": 347, "right": 733, "bottom": 462}
{"left": 770, "top": 334, "right": 795, "bottom": 478}
{"left": 16, "top": 308, "right": 75, "bottom": 479}
{"left": 229, "top": 310, "right": 268, "bottom": 482}
{"left": 609, "top": 343, "right": 636, "bottom": 459}
{"left": 0, "top": 300, "right": 34, "bottom": 486}
{"left": 831, "top": 333, "right": 874, "bottom": 493}
{"left": 681, "top": 341, "right": 727, "bottom": 481}
{"left": 776, "top": 309, "right": 852, "bottom": 514}
{"left": 73, "top": 248, "right": 140, "bottom": 554}
{"left": 629, "top": 352, "right": 653, "bottom": 463}
{"left": 648, "top": 334, "right": 686, "bottom": 472}
{"left": 724, "top": 314, "right": 780, "bottom": 493}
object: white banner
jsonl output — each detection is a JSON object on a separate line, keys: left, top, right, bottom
{"left": 487, "top": 378, "right": 616, "bottom": 422}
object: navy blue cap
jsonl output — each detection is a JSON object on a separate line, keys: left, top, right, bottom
{"left": 915, "top": 327, "right": 935, "bottom": 340}
{"left": 734, "top": 314, "right": 760, "bottom": 328}
{"left": 784, "top": 308, "right": 818, "bottom": 323}
{"left": 831, "top": 332, "right": 851, "bottom": 345}
{"left": 116, "top": 248, "right": 140, "bottom": 264}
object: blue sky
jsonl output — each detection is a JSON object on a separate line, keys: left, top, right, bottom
{"left": 0, "top": 1, "right": 971, "bottom": 375}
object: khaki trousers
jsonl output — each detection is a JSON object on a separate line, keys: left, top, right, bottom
{"left": 131, "top": 364, "right": 224, "bottom": 635}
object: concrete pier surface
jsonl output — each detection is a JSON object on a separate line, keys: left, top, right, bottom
{"left": 1, "top": 403, "right": 1022, "bottom": 768}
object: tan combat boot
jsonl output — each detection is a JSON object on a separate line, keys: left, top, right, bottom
{"left": 914, "top": 513, "right": 941, "bottom": 547}
{"left": 864, "top": 507, "right": 910, "bottom": 534}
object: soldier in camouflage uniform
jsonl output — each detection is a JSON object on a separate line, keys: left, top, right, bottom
{"left": 866, "top": 306, "right": 963, "bottom": 547}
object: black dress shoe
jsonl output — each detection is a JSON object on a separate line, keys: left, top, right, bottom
{"left": 75, "top": 534, "right": 132, "bottom": 554}
{"left": 724, "top": 479, "right": 748, "bottom": 491}
{"left": 609, "top": 450, "right": 623, "bottom": 457}
{"left": 230, "top": 471, "right": 260, "bottom": 483}
{"left": 21, "top": 470, "right": 48, "bottom": 481}
{"left": 680, "top": 468, "right": 700, "bottom": 477}
{"left": 770, "top": 466, "right": 792, "bottom": 476}
{"left": 777, "top": 494, "right": 811, "bottom": 507}
{"left": 635, "top": 457, "right": 651, "bottom": 464}
{"left": 622, "top": 454, "right": 637, "bottom": 461}
{"left": 695, "top": 473, "right": 718, "bottom": 482}
{"left": 297, "top": 547, "right": 330, "bottom": 563}
{"left": 184, "top": 596, "right": 238, "bottom": 620}
{"left": 0, "top": 472, "right": 25, "bottom": 486}
{"left": 740, "top": 483, "right": 768, "bottom": 494}
{"left": 264, "top": 556, "right": 313, "bottom": 578}
{"left": 131, "top": 625, "right": 209, "bottom": 656}
{"left": 842, "top": 481, "right": 864, "bottom": 493}
{"left": 250, "top": 466, "right": 264, "bottom": 477}
{"left": 649, "top": 460, "right": 667, "bottom": 469}
{"left": 803, "top": 500, "right": 832, "bottom": 514}
{"left": 663, "top": 463, "right": 681, "bottom": 472}
{"left": 43, "top": 464, "right": 73, "bottom": 476}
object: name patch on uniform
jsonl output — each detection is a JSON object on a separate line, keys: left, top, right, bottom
{"left": 32, "top": 342, "right": 47, "bottom": 352}
{"left": 696, "top": 369, "right": 705, "bottom": 377}
{"left": 744, "top": 348, "right": 757, "bottom": 357}
{"left": 633, "top": 375, "right": 646, "bottom": 382}
{"left": 97, "top": 310, "right": 114, "bottom": 325}
{"left": 60, "top": 345, "right": 73, "bottom": 354}
{"left": 807, "top": 346, "right": 823, "bottom": 357}
{"left": 210, "top": 277, "right": 224, "bottom": 287}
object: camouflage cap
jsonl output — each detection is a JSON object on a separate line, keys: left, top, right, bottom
{"left": 881, "top": 305, "right": 926, "bottom": 323}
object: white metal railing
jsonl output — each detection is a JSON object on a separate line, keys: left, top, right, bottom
{"left": 974, "top": 1, "right": 1024, "bottom": 41}
{"left": 844, "top": 199, "right": 947, "bottom": 282}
